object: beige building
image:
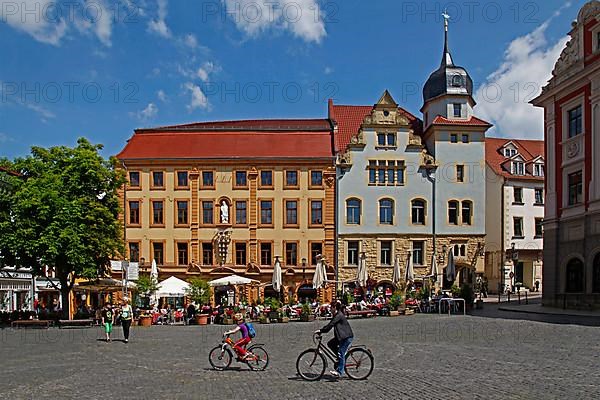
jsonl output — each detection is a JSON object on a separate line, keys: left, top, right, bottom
{"left": 117, "top": 119, "right": 336, "bottom": 305}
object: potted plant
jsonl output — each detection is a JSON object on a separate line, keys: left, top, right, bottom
{"left": 265, "top": 297, "right": 281, "bottom": 321}
{"left": 135, "top": 275, "right": 159, "bottom": 326}
{"left": 185, "top": 278, "right": 211, "bottom": 325}
{"left": 300, "top": 303, "right": 314, "bottom": 322}
{"left": 259, "top": 314, "right": 269, "bottom": 324}
{"left": 388, "top": 291, "right": 404, "bottom": 316}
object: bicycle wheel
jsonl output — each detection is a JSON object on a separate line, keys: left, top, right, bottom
{"left": 209, "top": 345, "right": 233, "bottom": 371}
{"left": 246, "top": 346, "right": 269, "bottom": 371}
{"left": 344, "top": 348, "right": 374, "bottom": 380}
{"left": 296, "top": 349, "right": 326, "bottom": 381}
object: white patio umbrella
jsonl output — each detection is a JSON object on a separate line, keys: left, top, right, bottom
{"left": 446, "top": 250, "right": 455, "bottom": 283}
{"left": 312, "top": 259, "right": 326, "bottom": 289}
{"left": 272, "top": 258, "right": 282, "bottom": 292}
{"left": 405, "top": 251, "right": 414, "bottom": 282}
{"left": 357, "top": 254, "right": 368, "bottom": 287}
{"left": 156, "top": 276, "right": 190, "bottom": 298}
{"left": 208, "top": 274, "right": 258, "bottom": 287}
{"left": 392, "top": 256, "right": 402, "bottom": 286}
{"left": 150, "top": 259, "right": 159, "bottom": 305}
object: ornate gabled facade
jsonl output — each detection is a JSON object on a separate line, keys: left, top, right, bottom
{"left": 331, "top": 16, "right": 490, "bottom": 296}
{"left": 532, "top": 1, "right": 600, "bottom": 309}
{"left": 485, "top": 138, "right": 545, "bottom": 294}
{"left": 117, "top": 119, "right": 336, "bottom": 305}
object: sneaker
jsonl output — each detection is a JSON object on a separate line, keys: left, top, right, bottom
{"left": 329, "top": 370, "right": 339, "bottom": 377}
{"left": 125, "top": 339, "right": 128, "bottom": 343}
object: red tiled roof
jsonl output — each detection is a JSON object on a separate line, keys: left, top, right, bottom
{"left": 485, "top": 137, "right": 545, "bottom": 181}
{"left": 117, "top": 119, "right": 334, "bottom": 160}
{"left": 328, "top": 100, "right": 422, "bottom": 152}
{"left": 431, "top": 115, "right": 492, "bottom": 126}
{"left": 0, "top": 166, "right": 21, "bottom": 176}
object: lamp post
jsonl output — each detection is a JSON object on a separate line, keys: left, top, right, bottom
{"left": 302, "top": 257, "right": 307, "bottom": 282}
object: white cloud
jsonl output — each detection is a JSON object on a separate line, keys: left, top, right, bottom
{"left": 25, "top": 103, "right": 56, "bottom": 120}
{"left": 324, "top": 66, "right": 333, "bottom": 75}
{"left": 196, "top": 61, "right": 215, "bottom": 82}
{"left": 0, "top": 0, "right": 68, "bottom": 45}
{"left": 148, "top": 0, "right": 171, "bottom": 38}
{"left": 184, "top": 82, "right": 209, "bottom": 111}
{"left": 222, "top": 0, "right": 326, "bottom": 43}
{"left": 130, "top": 102, "right": 159, "bottom": 121}
{"left": 184, "top": 33, "right": 198, "bottom": 49}
{"left": 474, "top": 21, "right": 569, "bottom": 138}
{"left": 157, "top": 90, "right": 167, "bottom": 102}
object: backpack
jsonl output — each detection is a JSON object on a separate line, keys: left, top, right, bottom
{"left": 245, "top": 322, "right": 256, "bottom": 338}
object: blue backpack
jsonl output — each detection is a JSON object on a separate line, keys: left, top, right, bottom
{"left": 245, "top": 322, "right": 256, "bottom": 338}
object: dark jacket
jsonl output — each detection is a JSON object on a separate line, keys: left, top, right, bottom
{"left": 320, "top": 310, "right": 353, "bottom": 341}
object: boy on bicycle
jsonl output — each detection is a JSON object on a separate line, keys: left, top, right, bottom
{"left": 223, "top": 313, "right": 251, "bottom": 360}
{"left": 316, "top": 302, "right": 354, "bottom": 378}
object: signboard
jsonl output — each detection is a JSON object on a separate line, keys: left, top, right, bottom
{"left": 110, "top": 260, "right": 122, "bottom": 271}
{"left": 127, "top": 262, "right": 139, "bottom": 281}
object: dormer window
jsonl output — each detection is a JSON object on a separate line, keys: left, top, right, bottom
{"left": 533, "top": 163, "right": 544, "bottom": 177}
{"left": 451, "top": 75, "right": 464, "bottom": 87}
{"left": 512, "top": 161, "right": 525, "bottom": 175}
{"left": 453, "top": 103, "right": 461, "bottom": 118}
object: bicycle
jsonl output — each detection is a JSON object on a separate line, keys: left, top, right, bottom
{"left": 208, "top": 334, "right": 269, "bottom": 371}
{"left": 296, "top": 332, "right": 374, "bottom": 381}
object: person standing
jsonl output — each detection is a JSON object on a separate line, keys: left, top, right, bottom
{"left": 120, "top": 298, "right": 133, "bottom": 343}
{"left": 316, "top": 302, "right": 354, "bottom": 378}
{"left": 101, "top": 303, "right": 114, "bottom": 342}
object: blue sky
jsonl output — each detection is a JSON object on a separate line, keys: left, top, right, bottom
{"left": 0, "top": 0, "right": 585, "bottom": 159}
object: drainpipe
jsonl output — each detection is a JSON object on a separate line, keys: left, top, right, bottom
{"left": 500, "top": 176, "right": 506, "bottom": 294}
{"left": 121, "top": 161, "right": 128, "bottom": 298}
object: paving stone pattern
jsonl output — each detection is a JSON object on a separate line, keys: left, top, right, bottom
{"left": 1, "top": 309, "right": 599, "bottom": 400}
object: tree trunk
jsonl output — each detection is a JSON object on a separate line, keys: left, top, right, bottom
{"left": 59, "top": 277, "right": 71, "bottom": 320}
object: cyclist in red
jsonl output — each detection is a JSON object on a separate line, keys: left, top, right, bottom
{"left": 223, "top": 313, "right": 251, "bottom": 360}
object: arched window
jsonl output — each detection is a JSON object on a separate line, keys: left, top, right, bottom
{"left": 593, "top": 253, "right": 600, "bottom": 293}
{"left": 379, "top": 198, "right": 394, "bottom": 225}
{"left": 448, "top": 200, "right": 459, "bottom": 225}
{"left": 461, "top": 201, "right": 473, "bottom": 225}
{"left": 565, "top": 258, "right": 584, "bottom": 293}
{"left": 346, "top": 198, "right": 361, "bottom": 225}
{"left": 411, "top": 199, "right": 426, "bottom": 225}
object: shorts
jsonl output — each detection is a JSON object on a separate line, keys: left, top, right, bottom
{"left": 104, "top": 322, "right": 113, "bottom": 334}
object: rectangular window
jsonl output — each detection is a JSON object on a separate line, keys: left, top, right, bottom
{"left": 346, "top": 199, "right": 361, "bottom": 225}
{"left": 285, "top": 171, "right": 298, "bottom": 187}
{"left": 347, "top": 241, "right": 359, "bottom": 266}
{"left": 260, "top": 200, "right": 273, "bottom": 225}
{"left": 380, "top": 241, "right": 392, "bottom": 266}
{"left": 311, "top": 242, "right": 323, "bottom": 265}
{"left": 397, "top": 167, "right": 405, "bottom": 185}
{"left": 152, "top": 201, "right": 164, "bottom": 225}
{"left": 378, "top": 161, "right": 386, "bottom": 184}
{"left": 311, "top": 200, "right": 323, "bottom": 225}
{"left": 311, "top": 171, "right": 323, "bottom": 186}
{"left": 512, "top": 162, "right": 525, "bottom": 175}
{"left": 202, "top": 201, "right": 214, "bottom": 225}
{"left": 377, "top": 133, "right": 386, "bottom": 146}
{"left": 386, "top": 165, "right": 395, "bottom": 185}
{"left": 152, "top": 242, "right": 164, "bottom": 265}
{"left": 450, "top": 134, "right": 458, "bottom": 143}
{"left": 369, "top": 161, "right": 377, "bottom": 184}
{"left": 513, "top": 217, "right": 524, "bottom": 238}
{"left": 534, "top": 164, "right": 544, "bottom": 177}
{"left": 129, "top": 201, "right": 140, "bottom": 225}
{"left": 513, "top": 187, "right": 523, "bottom": 204}
{"left": 461, "top": 201, "right": 472, "bottom": 225}
{"left": 568, "top": 105, "right": 582, "bottom": 138}
{"left": 202, "top": 242, "right": 213, "bottom": 265}
{"left": 386, "top": 133, "right": 396, "bottom": 146}
{"left": 235, "top": 171, "right": 247, "bottom": 187}
{"left": 285, "top": 242, "right": 298, "bottom": 266}
{"left": 412, "top": 200, "right": 425, "bottom": 225}
{"left": 177, "top": 171, "right": 188, "bottom": 187}
{"left": 448, "top": 201, "right": 459, "bottom": 225}
{"left": 568, "top": 171, "right": 583, "bottom": 205}
{"left": 235, "top": 201, "right": 247, "bottom": 225}
{"left": 412, "top": 241, "right": 424, "bottom": 265}
{"left": 535, "top": 218, "right": 544, "bottom": 238}
{"left": 453, "top": 103, "right": 461, "bottom": 118}
{"left": 535, "top": 188, "right": 544, "bottom": 205}
{"left": 260, "top": 243, "right": 272, "bottom": 266}
{"left": 260, "top": 170, "right": 273, "bottom": 187}
{"left": 152, "top": 171, "right": 164, "bottom": 188}
{"left": 461, "top": 134, "right": 469, "bottom": 143}
{"left": 177, "top": 242, "right": 188, "bottom": 265}
{"left": 129, "top": 171, "right": 140, "bottom": 187}
{"left": 380, "top": 199, "right": 394, "bottom": 225}
{"left": 285, "top": 200, "right": 298, "bottom": 225}
{"left": 128, "top": 242, "right": 139, "bottom": 263}
{"left": 176, "top": 200, "right": 188, "bottom": 225}
{"left": 202, "top": 171, "right": 214, "bottom": 187}
{"left": 377, "top": 133, "right": 396, "bottom": 147}
{"left": 235, "top": 243, "right": 247, "bottom": 266}
{"left": 456, "top": 165, "right": 464, "bottom": 183}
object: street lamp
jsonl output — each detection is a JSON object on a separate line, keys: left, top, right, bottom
{"left": 302, "top": 257, "right": 307, "bottom": 282}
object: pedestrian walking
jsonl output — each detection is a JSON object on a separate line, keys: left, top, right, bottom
{"left": 101, "top": 303, "right": 114, "bottom": 342}
{"left": 120, "top": 298, "right": 133, "bottom": 343}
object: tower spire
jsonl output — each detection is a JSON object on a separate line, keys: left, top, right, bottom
{"left": 441, "top": 11, "right": 454, "bottom": 66}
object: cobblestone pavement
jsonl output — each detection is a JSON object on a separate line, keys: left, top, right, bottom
{"left": 1, "top": 309, "right": 600, "bottom": 400}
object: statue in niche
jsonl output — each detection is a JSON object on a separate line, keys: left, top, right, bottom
{"left": 220, "top": 200, "right": 229, "bottom": 224}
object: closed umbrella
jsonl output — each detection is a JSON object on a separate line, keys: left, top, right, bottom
{"left": 430, "top": 253, "right": 438, "bottom": 277}
{"left": 357, "top": 254, "right": 368, "bottom": 287}
{"left": 312, "top": 258, "right": 325, "bottom": 289}
{"left": 272, "top": 258, "right": 282, "bottom": 292}
{"left": 392, "top": 256, "right": 401, "bottom": 286}
{"left": 150, "top": 259, "right": 158, "bottom": 305}
{"left": 405, "top": 252, "right": 414, "bottom": 282}
{"left": 446, "top": 250, "right": 455, "bottom": 283}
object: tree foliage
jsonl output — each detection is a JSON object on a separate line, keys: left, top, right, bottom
{"left": 0, "top": 138, "right": 125, "bottom": 317}
{"left": 185, "top": 278, "right": 210, "bottom": 305}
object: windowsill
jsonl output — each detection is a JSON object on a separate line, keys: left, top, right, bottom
{"left": 534, "top": 203, "right": 544, "bottom": 207}
{"left": 200, "top": 185, "right": 215, "bottom": 190}
{"left": 175, "top": 186, "right": 190, "bottom": 191}
{"left": 233, "top": 223, "right": 249, "bottom": 228}
{"left": 201, "top": 223, "right": 216, "bottom": 228}
{"left": 512, "top": 236, "right": 525, "bottom": 240}
{"left": 150, "top": 224, "right": 166, "bottom": 228}
{"left": 127, "top": 224, "right": 142, "bottom": 228}
{"left": 284, "top": 185, "right": 300, "bottom": 190}
{"left": 174, "top": 224, "right": 190, "bottom": 228}
{"left": 375, "top": 146, "right": 397, "bottom": 151}
{"left": 309, "top": 185, "right": 324, "bottom": 190}
{"left": 259, "top": 224, "right": 274, "bottom": 228}
{"left": 150, "top": 187, "right": 165, "bottom": 191}
{"left": 259, "top": 186, "right": 274, "bottom": 190}
{"left": 127, "top": 186, "right": 142, "bottom": 191}
{"left": 512, "top": 202, "right": 524, "bottom": 206}
{"left": 283, "top": 224, "right": 300, "bottom": 228}
{"left": 308, "top": 224, "right": 324, "bottom": 228}
{"left": 233, "top": 186, "right": 249, "bottom": 190}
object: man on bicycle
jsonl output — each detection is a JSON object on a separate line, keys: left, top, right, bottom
{"left": 316, "top": 301, "right": 354, "bottom": 378}
{"left": 223, "top": 313, "right": 251, "bottom": 360}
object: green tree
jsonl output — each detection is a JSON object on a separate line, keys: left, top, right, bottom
{"left": 135, "top": 275, "right": 159, "bottom": 307}
{"left": 0, "top": 138, "right": 125, "bottom": 318}
{"left": 185, "top": 278, "right": 210, "bottom": 305}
